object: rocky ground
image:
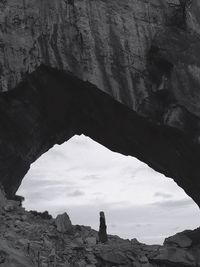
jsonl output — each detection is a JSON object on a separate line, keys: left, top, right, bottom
{"left": 0, "top": 189, "right": 200, "bottom": 267}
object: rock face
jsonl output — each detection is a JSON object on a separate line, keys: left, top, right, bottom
{"left": 0, "top": 0, "right": 168, "bottom": 102}
{"left": 1, "top": 0, "right": 200, "bottom": 124}
{"left": 164, "top": 233, "right": 192, "bottom": 248}
{"left": 1, "top": 65, "right": 200, "bottom": 208}
{"left": 1, "top": 1, "right": 200, "bottom": 265}
{"left": 0, "top": 1, "right": 200, "bottom": 206}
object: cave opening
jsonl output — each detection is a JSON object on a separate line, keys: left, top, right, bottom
{"left": 1, "top": 65, "right": 200, "bottom": 246}
{"left": 16, "top": 134, "right": 200, "bottom": 245}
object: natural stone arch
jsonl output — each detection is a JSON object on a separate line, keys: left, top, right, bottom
{"left": 0, "top": 65, "right": 200, "bottom": 208}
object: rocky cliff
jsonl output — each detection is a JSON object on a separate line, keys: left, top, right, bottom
{"left": 1, "top": 65, "right": 200, "bottom": 208}
{"left": 1, "top": 1, "right": 200, "bottom": 265}
{"left": 0, "top": 0, "right": 168, "bottom": 100}
{"left": 1, "top": 0, "right": 200, "bottom": 124}
{"left": 0, "top": 2, "right": 200, "bottom": 210}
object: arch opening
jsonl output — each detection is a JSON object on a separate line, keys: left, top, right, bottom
{"left": 0, "top": 65, "right": 200, "bottom": 220}
{"left": 17, "top": 135, "right": 200, "bottom": 245}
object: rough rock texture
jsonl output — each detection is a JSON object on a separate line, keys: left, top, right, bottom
{"left": 0, "top": 191, "right": 200, "bottom": 267}
{"left": 0, "top": 1, "right": 200, "bottom": 205}
{"left": 164, "top": 233, "right": 192, "bottom": 248}
{"left": 1, "top": 1, "right": 200, "bottom": 264}
{"left": 0, "top": 0, "right": 169, "bottom": 102}
{"left": 1, "top": 66, "right": 200, "bottom": 208}
{"left": 1, "top": 0, "right": 200, "bottom": 124}
{"left": 55, "top": 213, "right": 73, "bottom": 234}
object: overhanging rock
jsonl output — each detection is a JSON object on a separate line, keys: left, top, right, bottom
{"left": 0, "top": 65, "right": 200, "bottom": 207}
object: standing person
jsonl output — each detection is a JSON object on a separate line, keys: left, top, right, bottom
{"left": 98, "top": 211, "right": 108, "bottom": 243}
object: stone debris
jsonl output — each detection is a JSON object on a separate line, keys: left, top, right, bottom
{"left": 0, "top": 191, "right": 199, "bottom": 267}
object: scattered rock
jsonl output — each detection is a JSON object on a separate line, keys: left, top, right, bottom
{"left": 74, "top": 237, "right": 84, "bottom": 245}
{"left": 75, "top": 259, "right": 87, "bottom": 267}
{"left": 20, "top": 215, "right": 28, "bottom": 221}
{"left": 0, "top": 193, "right": 199, "bottom": 267}
{"left": 0, "top": 250, "right": 7, "bottom": 264}
{"left": 85, "top": 237, "right": 97, "bottom": 246}
{"left": 131, "top": 238, "right": 140, "bottom": 244}
{"left": 3, "top": 201, "right": 16, "bottom": 212}
{"left": 97, "top": 251, "right": 127, "bottom": 265}
{"left": 126, "top": 251, "right": 136, "bottom": 261}
{"left": 139, "top": 255, "right": 149, "bottom": 264}
{"left": 30, "top": 210, "right": 52, "bottom": 220}
{"left": 86, "top": 253, "right": 98, "bottom": 264}
{"left": 49, "top": 248, "right": 57, "bottom": 263}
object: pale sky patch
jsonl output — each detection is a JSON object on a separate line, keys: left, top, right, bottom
{"left": 17, "top": 135, "right": 200, "bottom": 245}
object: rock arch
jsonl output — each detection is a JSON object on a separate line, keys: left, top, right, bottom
{"left": 0, "top": 65, "right": 200, "bottom": 208}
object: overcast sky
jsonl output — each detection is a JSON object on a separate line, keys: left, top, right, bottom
{"left": 17, "top": 135, "right": 200, "bottom": 245}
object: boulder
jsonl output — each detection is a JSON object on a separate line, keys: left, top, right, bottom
{"left": 75, "top": 259, "right": 87, "bottom": 267}
{"left": 152, "top": 247, "right": 196, "bottom": 267}
{"left": 86, "top": 253, "right": 98, "bottom": 264}
{"left": 164, "top": 233, "right": 192, "bottom": 248}
{"left": 74, "top": 237, "right": 84, "bottom": 245}
{"left": 3, "top": 201, "right": 18, "bottom": 212}
{"left": 85, "top": 237, "right": 97, "bottom": 246}
{"left": 55, "top": 213, "right": 73, "bottom": 234}
{"left": 97, "top": 251, "right": 127, "bottom": 265}
{"left": 139, "top": 255, "right": 149, "bottom": 264}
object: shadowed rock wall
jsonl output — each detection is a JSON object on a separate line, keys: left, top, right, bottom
{"left": 1, "top": 65, "right": 200, "bottom": 208}
{"left": 0, "top": 1, "right": 200, "bottom": 132}
{"left": 1, "top": 1, "right": 200, "bottom": 206}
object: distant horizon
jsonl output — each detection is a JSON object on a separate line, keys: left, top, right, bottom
{"left": 17, "top": 135, "right": 200, "bottom": 245}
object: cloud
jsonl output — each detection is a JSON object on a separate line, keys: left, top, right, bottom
{"left": 67, "top": 190, "right": 85, "bottom": 197}
{"left": 82, "top": 174, "right": 100, "bottom": 180}
{"left": 152, "top": 198, "right": 194, "bottom": 208}
{"left": 135, "top": 223, "right": 152, "bottom": 228}
{"left": 154, "top": 192, "right": 173, "bottom": 199}
{"left": 22, "top": 179, "right": 67, "bottom": 188}
{"left": 48, "top": 148, "right": 66, "bottom": 159}
{"left": 17, "top": 135, "right": 200, "bottom": 245}
{"left": 92, "top": 192, "right": 103, "bottom": 196}
{"left": 109, "top": 224, "right": 117, "bottom": 228}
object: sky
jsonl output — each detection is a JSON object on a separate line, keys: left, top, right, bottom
{"left": 17, "top": 135, "right": 200, "bottom": 245}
